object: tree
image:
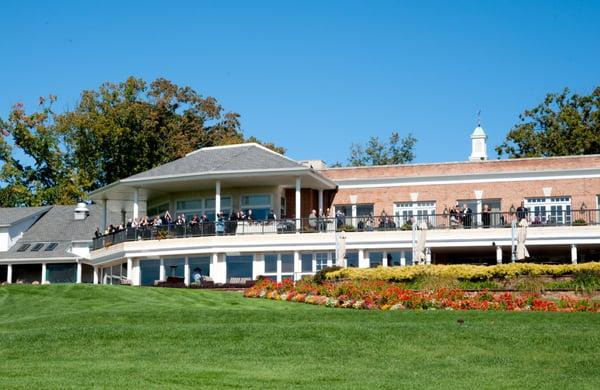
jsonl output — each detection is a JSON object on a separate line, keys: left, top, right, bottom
{"left": 0, "top": 97, "right": 82, "bottom": 206}
{"left": 496, "top": 87, "right": 600, "bottom": 158}
{"left": 347, "top": 132, "right": 417, "bottom": 166}
{"left": 0, "top": 77, "right": 284, "bottom": 206}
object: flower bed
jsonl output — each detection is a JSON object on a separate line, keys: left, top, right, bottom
{"left": 244, "top": 279, "right": 600, "bottom": 312}
{"left": 325, "top": 262, "right": 600, "bottom": 282}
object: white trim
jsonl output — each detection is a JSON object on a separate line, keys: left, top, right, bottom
{"left": 324, "top": 154, "right": 600, "bottom": 171}
{"left": 122, "top": 167, "right": 307, "bottom": 184}
{"left": 336, "top": 168, "right": 600, "bottom": 189}
{"left": 88, "top": 225, "right": 600, "bottom": 266}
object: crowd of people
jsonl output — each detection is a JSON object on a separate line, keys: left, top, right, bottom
{"left": 95, "top": 208, "right": 282, "bottom": 239}
{"left": 94, "top": 201, "right": 539, "bottom": 243}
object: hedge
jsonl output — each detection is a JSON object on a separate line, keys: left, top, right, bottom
{"left": 325, "top": 262, "right": 600, "bottom": 281}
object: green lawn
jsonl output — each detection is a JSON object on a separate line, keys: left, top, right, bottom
{"left": 0, "top": 285, "right": 599, "bottom": 389}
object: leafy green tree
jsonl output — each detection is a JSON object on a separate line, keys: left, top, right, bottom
{"left": 0, "top": 97, "right": 82, "bottom": 206}
{"left": 496, "top": 87, "right": 600, "bottom": 158}
{"left": 0, "top": 77, "right": 283, "bottom": 206}
{"left": 347, "top": 132, "right": 417, "bottom": 166}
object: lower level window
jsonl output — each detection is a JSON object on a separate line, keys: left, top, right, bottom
{"left": 315, "top": 252, "right": 332, "bottom": 271}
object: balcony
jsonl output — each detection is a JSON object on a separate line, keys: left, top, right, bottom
{"left": 91, "top": 209, "right": 600, "bottom": 251}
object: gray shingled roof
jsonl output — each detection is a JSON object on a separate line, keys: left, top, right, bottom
{"left": 125, "top": 144, "right": 304, "bottom": 180}
{"left": 0, "top": 206, "right": 51, "bottom": 226}
{"left": 0, "top": 204, "right": 120, "bottom": 260}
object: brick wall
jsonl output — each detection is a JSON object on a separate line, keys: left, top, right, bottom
{"left": 331, "top": 178, "right": 600, "bottom": 215}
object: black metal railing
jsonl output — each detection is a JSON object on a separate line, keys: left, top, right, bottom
{"left": 92, "top": 209, "right": 600, "bottom": 250}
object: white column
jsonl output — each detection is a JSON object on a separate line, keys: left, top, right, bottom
{"left": 571, "top": 244, "right": 578, "bottom": 264}
{"left": 276, "top": 255, "right": 282, "bottom": 283}
{"left": 215, "top": 180, "right": 221, "bottom": 221}
{"left": 159, "top": 258, "right": 166, "bottom": 281}
{"left": 496, "top": 246, "right": 503, "bottom": 264}
{"left": 311, "top": 254, "right": 317, "bottom": 273}
{"left": 425, "top": 248, "right": 432, "bottom": 265}
{"left": 184, "top": 257, "right": 190, "bottom": 286}
{"left": 93, "top": 266, "right": 99, "bottom": 284}
{"left": 293, "top": 251, "right": 301, "bottom": 281}
{"left": 295, "top": 177, "right": 301, "bottom": 231}
{"left": 76, "top": 261, "right": 82, "bottom": 284}
{"left": 382, "top": 251, "right": 388, "bottom": 267}
{"left": 41, "top": 263, "right": 47, "bottom": 284}
{"left": 133, "top": 188, "right": 139, "bottom": 220}
{"left": 400, "top": 251, "right": 407, "bottom": 267}
{"left": 100, "top": 199, "right": 107, "bottom": 233}
{"left": 212, "top": 253, "right": 226, "bottom": 284}
{"left": 7, "top": 264, "right": 12, "bottom": 284}
{"left": 358, "top": 249, "right": 369, "bottom": 268}
{"left": 253, "top": 254, "right": 265, "bottom": 280}
{"left": 476, "top": 199, "right": 483, "bottom": 227}
{"left": 127, "top": 258, "right": 133, "bottom": 283}
{"left": 131, "top": 259, "right": 141, "bottom": 286}
{"left": 318, "top": 189, "right": 324, "bottom": 215}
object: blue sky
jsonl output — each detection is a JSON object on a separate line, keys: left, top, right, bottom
{"left": 1, "top": 0, "right": 599, "bottom": 165}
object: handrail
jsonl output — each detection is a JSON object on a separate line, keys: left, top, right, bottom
{"left": 91, "top": 209, "right": 600, "bottom": 250}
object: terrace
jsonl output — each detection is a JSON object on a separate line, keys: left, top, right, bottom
{"left": 92, "top": 209, "right": 600, "bottom": 251}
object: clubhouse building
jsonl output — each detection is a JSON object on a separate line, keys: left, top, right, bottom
{"left": 1, "top": 125, "right": 600, "bottom": 285}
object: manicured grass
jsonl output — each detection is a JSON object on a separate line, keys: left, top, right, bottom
{"left": 0, "top": 285, "right": 599, "bottom": 389}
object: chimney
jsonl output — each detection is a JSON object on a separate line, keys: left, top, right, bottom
{"left": 74, "top": 202, "right": 89, "bottom": 220}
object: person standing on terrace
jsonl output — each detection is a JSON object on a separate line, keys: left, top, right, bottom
{"left": 516, "top": 201, "right": 529, "bottom": 222}
{"left": 462, "top": 204, "right": 473, "bottom": 228}
{"left": 482, "top": 204, "right": 491, "bottom": 228}
{"left": 308, "top": 209, "right": 318, "bottom": 230}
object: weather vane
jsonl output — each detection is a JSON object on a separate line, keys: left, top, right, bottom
{"left": 476, "top": 110, "right": 481, "bottom": 127}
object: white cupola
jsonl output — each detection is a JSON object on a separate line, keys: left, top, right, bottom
{"left": 469, "top": 122, "right": 488, "bottom": 161}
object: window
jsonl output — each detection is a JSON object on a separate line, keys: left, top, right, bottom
{"left": 226, "top": 255, "right": 253, "bottom": 282}
{"left": 456, "top": 198, "right": 502, "bottom": 227}
{"left": 281, "top": 254, "right": 294, "bottom": 273}
{"left": 368, "top": 252, "right": 384, "bottom": 268}
{"left": 334, "top": 204, "right": 374, "bottom": 228}
{"left": 17, "top": 244, "right": 31, "bottom": 252}
{"left": 30, "top": 243, "right": 44, "bottom": 252}
{"left": 346, "top": 252, "right": 359, "bottom": 267}
{"left": 525, "top": 197, "right": 571, "bottom": 225}
{"left": 315, "top": 252, "right": 332, "bottom": 271}
{"left": 263, "top": 253, "right": 294, "bottom": 279}
{"left": 301, "top": 253, "right": 313, "bottom": 272}
{"left": 394, "top": 201, "right": 436, "bottom": 227}
{"left": 335, "top": 204, "right": 374, "bottom": 217}
{"left": 45, "top": 242, "right": 59, "bottom": 251}
{"left": 176, "top": 199, "right": 203, "bottom": 220}
{"left": 205, "top": 197, "right": 232, "bottom": 220}
{"left": 175, "top": 197, "right": 232, "bottom": 221}
{"left": 241, "top": 194, "right": 272, "bottom": 220}
{"left": 189, "top": 256, "right": 211, "bottom": 285}
{"left": 264, "top": 254, "right": 278, "bottom": 273}
{"left": 147, "top": 202, "right": 170, "bottom": 218}
{"left": 176, "top": 200, "right": 202, "bottom": 210}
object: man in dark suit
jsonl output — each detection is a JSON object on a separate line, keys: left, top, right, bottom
{"left": 516, "top": 201, "right": 529, "bottom": 222}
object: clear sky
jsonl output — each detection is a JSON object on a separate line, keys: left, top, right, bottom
{"left": 1, "top": 0, "right": 599, "bottom": 165}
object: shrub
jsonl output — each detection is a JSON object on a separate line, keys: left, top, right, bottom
{"left": 325, "top": 262, "right": 600, "bottom": 282}
{"left": 314, "top": 266, "right": 342, "bottom": 284}
{"left": 411, "top": 274, "right": 460, "bottom": 290}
